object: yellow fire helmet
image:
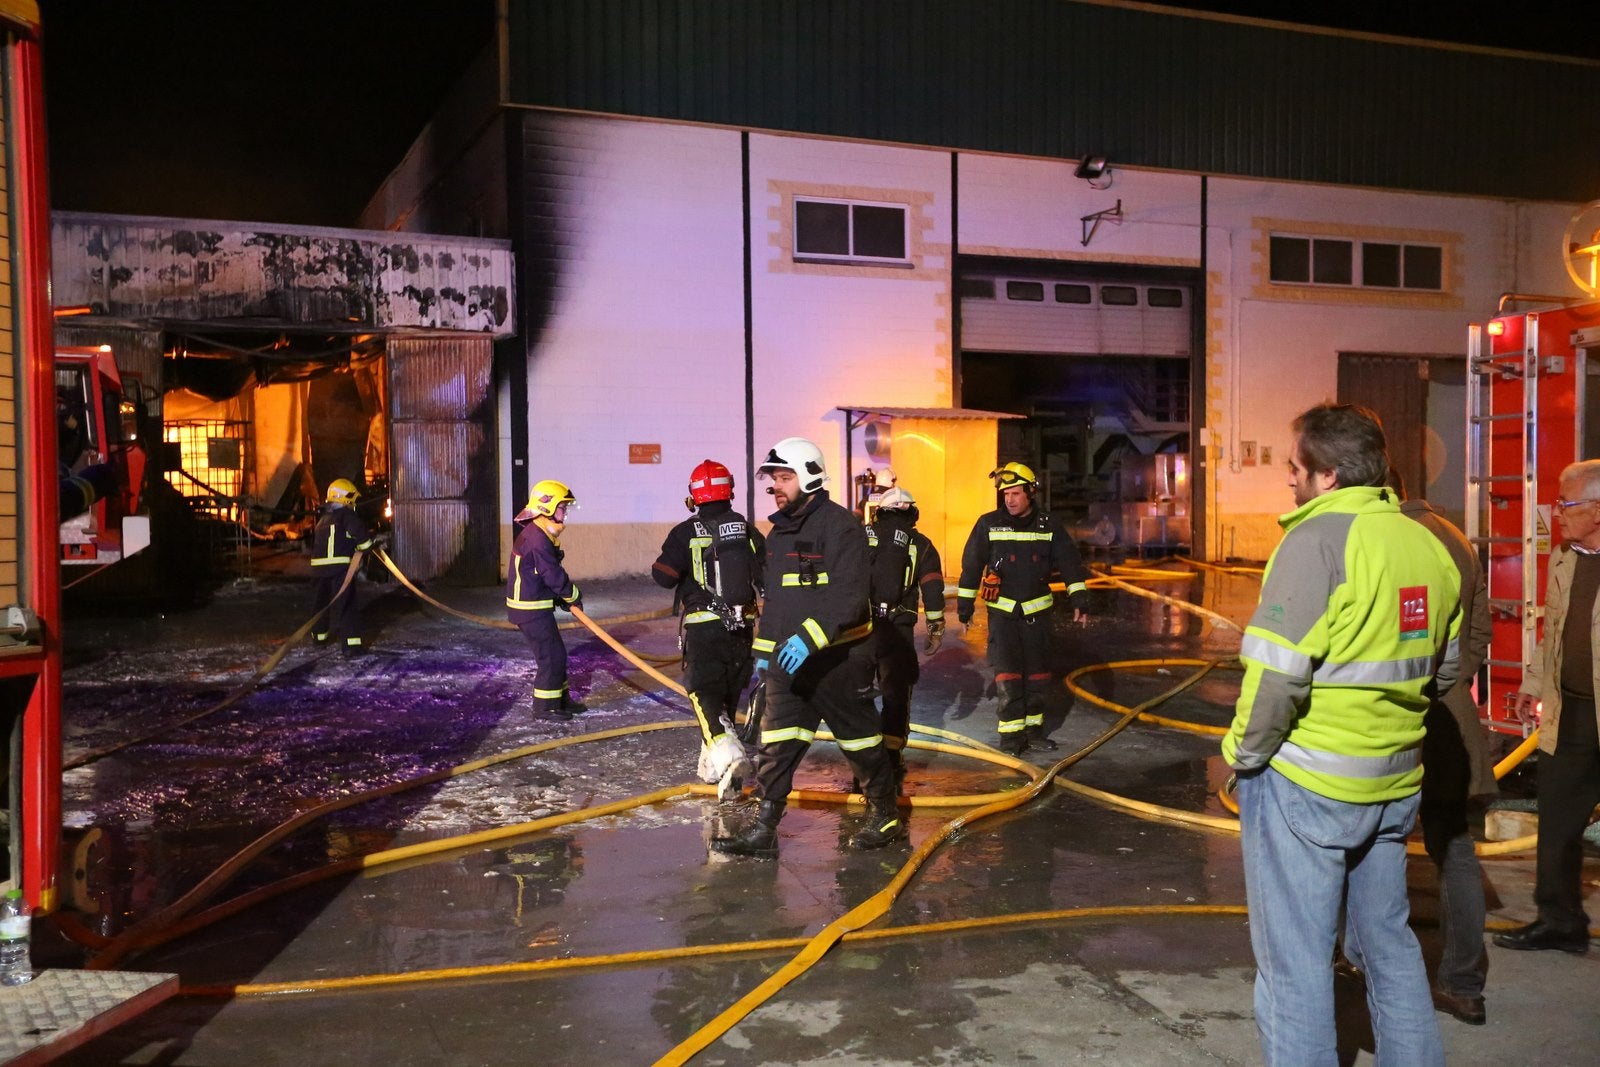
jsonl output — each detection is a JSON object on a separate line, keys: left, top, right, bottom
{"left": 517, "top": 478, "right": 577, "bottom": 522}
{"left": 326, "top": 478, "right": 360, "bottom": 505}
{"left": 989, "top": 461, "right": 1037, "bottom": 491}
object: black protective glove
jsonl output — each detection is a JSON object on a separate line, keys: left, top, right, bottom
{"left": 923, "top": 617, "right": 945, "bottom": 655}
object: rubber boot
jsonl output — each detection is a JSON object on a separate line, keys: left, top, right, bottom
{"left": 998, "top": 731, "right": 1028, "bottom": 756}
{"left": 849, "top": 797, "right": 904, "bottom": 850}
{"left": 562, "top": 694, "right": 589, "bottom": 715}
{"left": 711, "top": 799, "right": 784, "bottom": 858}
{"left": 1027, "top": 725, "right": 1058, "bottom": 752}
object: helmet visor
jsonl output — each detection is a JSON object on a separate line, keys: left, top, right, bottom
{"left": 990, "top": 467, "right": 1030, "bottom": 488}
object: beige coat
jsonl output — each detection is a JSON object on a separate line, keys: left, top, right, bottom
{"left": 1520, "top": 542, "right": 1600, "bottom": 755}
{"left": 1403, "top": 500, "right": 1496, "bottom": 796}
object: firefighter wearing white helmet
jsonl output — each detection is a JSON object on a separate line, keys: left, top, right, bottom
{"left": 506, "top": 478, "right": 588, "bottom": 720}
{"left": 652, "top": 460, "right": 766, "bottom": 799}
{"left": 865, "top": 485, "right": 945, "bottom": 790}
{"left": 310, "top": 477, "right": 378, "bottom": 654}
{"left": 956, "top": 461, "right": 1090, "bottom": 755}
{"left": 711, "top": 437, "right": 901, "bottom": 858}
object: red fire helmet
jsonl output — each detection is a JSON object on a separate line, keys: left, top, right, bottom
{"left": 688, "top": 459, "right": 735, "bottom": 504}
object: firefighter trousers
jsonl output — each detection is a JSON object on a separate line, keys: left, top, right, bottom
{"left": 987, "top": 608, "right": 1053, "bottom": 735}
{"left": 310, "top": 569, "right": 360, "bottom": 647}
{"left": 754, "top": 639, "right": 894, "bottom": 805}
{"left": 684, "top": 620, "right": 755, "bottom": 743}
{"left": 517, "top": 613, "right": 572, "bottom": 712}
{"left": 871, "top": 617, "right": 920, "bottom": 750}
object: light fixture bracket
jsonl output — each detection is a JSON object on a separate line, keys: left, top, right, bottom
{"left": 1080, "top": 200, "right": 1123, "bottom": 247}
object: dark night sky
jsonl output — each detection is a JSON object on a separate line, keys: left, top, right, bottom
{"left": 39, "top": 0, "right": 495, "bottom": 228}
{"left": 37, "top": 1, "right": 1599, "bottom": 231}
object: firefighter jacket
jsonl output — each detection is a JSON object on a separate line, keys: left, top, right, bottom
{"left": 1518, "top": 543, "right": 1600, "bottom": 757}
{"left": 505, "top": 520, "right": 580, "bottom": 624}
{"left": 310, "top": 503, "right": 374, "bottom": 569}
{"left": 753, "top": 489, "right": 873, "bottom": 662}
{"left": 866, "top": 511, "right": 945, "bottom": 624}
{"left": 651, "top": 500, "right": 766, "bottom": 626}
{"left": 956, "top": 505, "right": 1088, "bottom": 622}
{"left": 1223, "top": 485, "right": 1463, "bottom": 804}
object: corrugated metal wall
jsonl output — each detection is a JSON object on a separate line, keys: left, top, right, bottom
{"left": 388, "top": 337, "right": 498, "bottom": 584}
{"left": 507, "top": 0, "right": 1600, "bottom": 203}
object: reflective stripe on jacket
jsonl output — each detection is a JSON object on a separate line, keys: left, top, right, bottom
{"left": 651, "top": 501, "right": 766, "bottom": 625}
{"left": 866, "top": 514, "right": 946, "bottom": 624}
{"left": 756, "top": 489, "right": 872, "bottom": 659}
{"left": 506, "top": 521, "right": 579, "bottom": 622}
{"left": 1223, "top": 485, "right": 1463, "bottom": 803}
{"left": 956, "top": 506, "right": 1088, "bottom": 617}
{"left": 311, "top": 504, "right": 374, "bottom": 568}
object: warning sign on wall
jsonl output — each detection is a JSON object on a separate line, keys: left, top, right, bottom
{"left": 629, "top": 444, "right": 662, "bottom": 465}
{"left": 1536, "top": 504, "right": 1551, "bottom": 555}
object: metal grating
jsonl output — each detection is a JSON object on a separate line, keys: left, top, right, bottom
{"left": 0, "top": 969, "right": 177, "bottom": 1065}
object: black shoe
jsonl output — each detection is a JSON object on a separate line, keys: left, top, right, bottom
{"left": 711, "top": 800, "right": 783, "bottom": 858}
{"left": 849, "top": 802, "right": 904, "bottom": 850}
{"left": 1027, "top": 726, "right": 1058, "bottom": 752}
{"left": 1492, "top": 920, "right": 1589, "bottom": 954}
{"left": 998, "top": 734, "right": 1028, "bottom": 756}
{"left": 562, "top": 698, "right": 589, "bottom": 715}
{"left": 1431, "top": 988, "right": 1486, "bottom": 1025}
{"left": 542, "top": 704, "right": 574, "bottom": 722}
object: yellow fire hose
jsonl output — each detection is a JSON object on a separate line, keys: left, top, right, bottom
{"left": 651, "top": 662, "right": 1218, "bottom": 1066}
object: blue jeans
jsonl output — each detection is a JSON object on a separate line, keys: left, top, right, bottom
{"left": 1238, "top": 767, "right": 1442, "bottom": 1067}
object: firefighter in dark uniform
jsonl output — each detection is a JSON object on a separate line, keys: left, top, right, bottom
{"left": 957, "top": 462, "right": 1089, "bottom": 755}
{"left": 652, "top": 459, "right": 766, "bottom": 792}
{"left": 865, "top": 485, "right": 945, "bottom": 789}
{"left": 506, "top": 478, "right": 587, "bottom": 721}
{"left": 712, "top": 437, "right": 901, "bottom": 858}
{"left": 311, "top": 477, "right": 377, "bottom": 654}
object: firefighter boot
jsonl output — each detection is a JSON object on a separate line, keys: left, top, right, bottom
{"left": 711, "top": 799, "right": 784, "bottom": 859}
{"left": 996, "top": 678, "right": 1028, "bottom": 755}
{"left": 850, "top": 796, "right": 905, "bottom": 850}
{"left": 1027, "top": 725, "right": 1059, "bottom": 752}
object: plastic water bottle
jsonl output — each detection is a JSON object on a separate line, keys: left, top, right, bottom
{"left": 0, "top": 889, "right": 33, "bottom": 985}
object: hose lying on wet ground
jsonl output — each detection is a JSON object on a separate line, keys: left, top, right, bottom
{"left": 62, "top": 552, "right": 1574, "bottom": 1056}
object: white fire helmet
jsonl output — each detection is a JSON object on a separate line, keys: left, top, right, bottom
{"left": 875, "top": 486, "right": 915, "bottom": 510}
{"left": 872, "top": 467, "right": 898, "bottom": 490}
{"left": 758, "top": 436, "right": 828, "bottom": 493}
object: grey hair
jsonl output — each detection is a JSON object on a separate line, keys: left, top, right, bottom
{"left": 1560, "top": 460, "right": 1600, "bottom": 499}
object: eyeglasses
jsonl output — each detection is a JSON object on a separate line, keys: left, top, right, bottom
{"left": 1554, "top": 498, "right": 1600, "bottom": 512}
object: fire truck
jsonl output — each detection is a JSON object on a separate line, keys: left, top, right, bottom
{"left": 55, "top": 345, "right": 151, "bottom": 566}
{"left": 0, "top": 2, "right": 176, "bottom": 1056}
{"left": 1467, "top": 294, "right": 1600, "bottom": 735}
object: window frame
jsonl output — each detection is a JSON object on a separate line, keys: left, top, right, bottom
{"left": 1269, "top": 232, "right": 1445, "bottom": 292}
{"left": 793, "top": 196, "right": 912, "bottom": 266}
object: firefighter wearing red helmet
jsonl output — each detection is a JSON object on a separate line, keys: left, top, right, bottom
{"left": 957, "top": 462, "right": 1090, "bottom": 755}
{"left": 506, "top": 478, "right": 587, "bottom": 720}
{"left": 652, "top": 460, "right": 765, "bottom": 796}
{"left": 711, "top": 437, "right": 901, "bottom": 858}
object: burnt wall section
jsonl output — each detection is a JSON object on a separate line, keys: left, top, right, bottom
{"left": 388, "top": 337, "right": 498, "bottom": 585}
{"left": 52, "top": 213, "right": 516, "bottom": 338}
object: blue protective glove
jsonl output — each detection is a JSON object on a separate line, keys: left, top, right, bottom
{"left": 777, "top": 634, "right": 811, "bottom": 674}
{"left": 754, "top": 657, "right": 769, "bottom": 672}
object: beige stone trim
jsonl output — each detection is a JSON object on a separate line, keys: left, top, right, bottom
{"left": 766, "top": 180, "right": 948, "bottom": 281}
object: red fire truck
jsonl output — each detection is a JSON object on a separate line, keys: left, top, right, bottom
{"left": 1467, "top": 298, "right": 1600, "bottom": 735}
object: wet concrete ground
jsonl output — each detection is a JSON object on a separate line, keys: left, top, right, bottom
{"left": 42, "top": 556, "right": 1600, "bottom": 1065}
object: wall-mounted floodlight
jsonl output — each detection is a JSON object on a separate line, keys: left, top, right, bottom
{"left": 1074, "top": 155, "right": 1113, "bottom": 190}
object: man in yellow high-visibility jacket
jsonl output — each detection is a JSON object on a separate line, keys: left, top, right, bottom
{"left": 1223, "top": 403, "right": 1462, "bottom": 1067}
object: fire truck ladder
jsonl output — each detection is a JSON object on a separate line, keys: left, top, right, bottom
{"left": 1465, "top": 319, "right": 1540, "bottom": 724}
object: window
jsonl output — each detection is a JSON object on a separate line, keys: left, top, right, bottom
{"left": 958, "top": 278, "right": 996, "bottom": 299}
{"left": 794, "top": 197, "right": 908, "bottom": 263}
{"left": 1101, "top": 285, "right": 1138, "bottom": 306}
{"left": 1272, "top": 233, "right": 1443, "bottom": 291}
{"left": 1147, "top": 287, "right": 1184, "bottom": 308}
{"left": 1054, "top": 283, "right": 1092, "bottom": 304}
{"left": 1006, "top": 281, "right": 1045, "bottom": 301}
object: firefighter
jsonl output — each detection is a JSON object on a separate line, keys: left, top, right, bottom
{"left": 310, "top": 478, "right": 378, "bottom": 654}
{"left": 956, "top": 462, "right": 1089, "bottom": 755}
{"left": 652, "top": 459, "right": 766, "bottom": 798}
{"left": 865, "top": 485, "right": 945, "bottom": 790}
{"left": 506, "top": 478, "right": 587, "bottom": 720}
{"left": 711, "top": 437, "right": 900, "bottom": 858}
